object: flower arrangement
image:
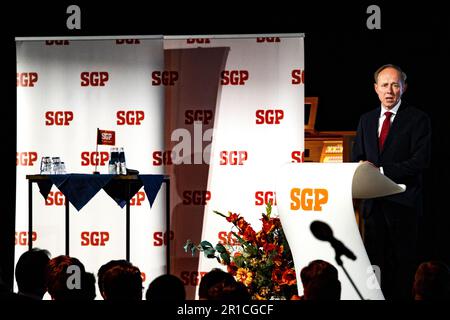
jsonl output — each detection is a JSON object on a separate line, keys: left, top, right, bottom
{"left": 184, "top": 202, "right": 299, "bottom": 300}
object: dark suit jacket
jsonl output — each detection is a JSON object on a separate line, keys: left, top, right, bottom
{"left": 352, "top": 102, "right": 431, "bottom": 216}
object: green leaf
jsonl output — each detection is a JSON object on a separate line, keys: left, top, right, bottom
{"left": 220, "top": 252, "right": 231, "bottom": 265}
{"left": 230, "top": 232, "right": 258, "bottom": 257}
{"left": 231, "top": 232, "right": 248, "bottom": 246}
{"left": 183, "top": 239, "right": 192, "bottom": 253}
{"left": 184, "top": 239, "right": 198, "bottom": 256}
{"left": 200, "top": 241, "right": 214, "bottom": 250}
{"left": 233, "top": 255, "right": 245, "bottom": 268}
{"left": 266, "top": 201, "right": 272, "bottom": 218}
{"left": 203, "top": 247, "right": 216, "bottom": 258}
{"left": 215, "top": 243, "right": 227, "bottom": 253}
{"left": 213, "top": 210, "right": 228, "bottom": 218}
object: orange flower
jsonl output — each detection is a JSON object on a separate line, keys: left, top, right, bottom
{"left": 254, "top": 293, "right": 267, "bottom": 300}
{"left": 236, "top": 268, "right": 253, "bottom": 287}
{"left": 255, "top": 231, "right": 267, "bottom": 246}
{"left": 262, "top": 216, "right": 281, "bottom": 233}
{"left": 272, "top": 255, "right": 283, "bottom": 267}
{"left": 263, "top": 243, "right": 283, "bottom": 256}
{"left": 261, "top": 217, "right": 275, "bottom": 233}
{"left": 242, "top": 225, "right": 256, "bottom": 242}
{"left": 281, "top": 269, "right": 297, "bottom": 286}
{"left": 236, "top": 217, "right": 249, "bottom": 231}
{"left": 256, "top": 287, "right": 270, "bottom": 299}
{"left": 272, "top": 268, "right": 283, "bottom": 284}
{"left": 226, "top": 212, "right": 240, "bottom": 223}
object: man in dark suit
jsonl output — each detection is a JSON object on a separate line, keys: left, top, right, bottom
{"left": 352, "top": 64, "right": 431, "bottom": 300}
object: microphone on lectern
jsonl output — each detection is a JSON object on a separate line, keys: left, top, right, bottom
{"left": 310, "top": 220, "right": 365, "bottom": 300}
{"left": 310, "top": 220, "right": 356, "bottom": 261}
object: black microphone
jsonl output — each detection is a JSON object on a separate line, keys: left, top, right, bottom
{"left": 310, "top": 221, "right": 364, "bottom": 299}
{"left": 310, "top": 220, "right": 356, "bottom": 261}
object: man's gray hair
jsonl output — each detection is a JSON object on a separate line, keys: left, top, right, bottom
{"left": 374, "top": 64, "right": 407, "bottom": 84}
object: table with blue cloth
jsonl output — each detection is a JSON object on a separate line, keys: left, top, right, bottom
{"left": 25, "top": 174, "right": 170, "bottom": 270}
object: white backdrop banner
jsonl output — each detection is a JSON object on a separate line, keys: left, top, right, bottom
{"left": 164, "top": 34, "right": 305, "bottom": 297}
{"left": 16, "top": 37, "right": 166, "bottom": 298}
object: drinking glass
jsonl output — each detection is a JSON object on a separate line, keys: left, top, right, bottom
{"left": 40, "top": 157, "right": 52, "bottom": 174}
{"left": 51, "top": 157, "right": 61, "bottom": 174}
{"left": 59, "top": 162, "right": 66, "bottom": 174}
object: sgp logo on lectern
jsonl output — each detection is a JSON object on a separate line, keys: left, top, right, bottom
{"left": 290, "top": 188, "right": 328, "bottom": 211}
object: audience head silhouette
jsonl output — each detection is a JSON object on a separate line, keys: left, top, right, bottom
{"left": 15, "top": 248, "right": 50, "bottom": 300}
{"left": 97, "top": 259, "right": 131, "bottom": 299}
{"left": 146, "top": 274, "right": 186, "bottom": 301}
{"left": 101, "top": 262, "right": 142, "bottom": 300}
{"left": 46, "top": 255, "right": 93, "bottom": 300}
{"left": 413, "top": 260, "right": 450, "bottom": 300}
{"left": 199, "top": 268, "right": 237, "bottom": 300}
{"left": 300, "top": 259, "right": 341, "bottom": 300}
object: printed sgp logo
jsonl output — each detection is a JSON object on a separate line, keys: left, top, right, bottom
{"left": 220, "top": 151, "right": 248, "bottom": 165}
{"left": 130, "top": 191, "right": 146, "bottom": 206}
{"left": 181, "top": 271, "right": 207, "bottom": 286}
{"left": 45, "top": 191, "right": 66, "bottom": 206}
{"left": 81, "top": 231, "right": 109, "bottom": 246}
{"left": 80, "top": 71, "right": 109, "bottom": 86}
{"left": 16, "top": 152, "right": 37, "bottom": 166}
{"left": 151, "top": 71, "right": 179, "bottom": 86}
{"left": 185, "top": 110, "right": 213, "bottom": 125}
{"left": 116, "top": 39, "right": 141, "bottom": 45}
{"left": 221, "top": 70, "right": 249, "bottom": 85}
{"left": 256, "top": 37, "right": 280, "bottom": 43}
{"left": 255, "top": 191, "right": 277, "bottom": 206}
{"left": 183, "top": 190, "right": 211, "bottom": 205}
{"left": 291, "top": 69, "right": 305, "bottom": 85}
{"left": 117, "top": 110, "right": 145, "bottom": 125}
{"left": 291, "top": 151, "right": 304, "bottom": 163}
{"left": 152, "top": 150, "right": 174, "bottom": 166}
{"left": 290, "top": 188, "right": 328, "bottom": 211}
{"left": 153, "top": 231, "right": 174, "bottom": 246}
{"left": 186, "top": 38, "right": 210, "bottom": 44}
{"left": 15, "top": 231, "right": 37, "bottom": 246}
{"left": 45, "top": 40, "right": 69, "bottom": 45}
{"left": 17, "top": 72, "right": 38, "bottom": 87}
{"left": 80, "top": 151, "right": 109, "bottom": 166}
{"left": 255, "top": 109, "right": 284, "bottom": 124}
{"left": 218, "top": 231, "right": 240, "bottom": 246}
{"left": 45, "top": 111, "right": 74, "bottom": 126}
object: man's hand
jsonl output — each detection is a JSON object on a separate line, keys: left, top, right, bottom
{"left": 359, "top": 160, "right": 380, "bottom": 171}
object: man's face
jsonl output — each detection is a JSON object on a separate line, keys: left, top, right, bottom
{"left": 374, "top": 67, "right": 406, "bottom": 109}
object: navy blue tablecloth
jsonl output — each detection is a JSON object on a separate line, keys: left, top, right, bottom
{"left": 36, "top": 174, "right": 165, "bottom": 211}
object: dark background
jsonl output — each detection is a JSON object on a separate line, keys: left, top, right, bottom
{"left": 1, "top": 1, "right": 449, "bottom": 291}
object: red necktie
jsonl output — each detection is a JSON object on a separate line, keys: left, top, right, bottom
{"left": 379, "top": 111, "right": 393, "bottom": 151}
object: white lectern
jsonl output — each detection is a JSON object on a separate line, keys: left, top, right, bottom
{"left": 276, "top": 162, "right": 405, "bottom": 300}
